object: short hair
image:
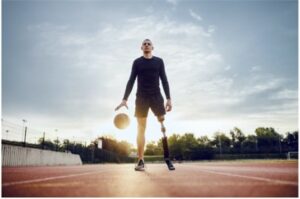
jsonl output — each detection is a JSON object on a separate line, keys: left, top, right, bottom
{"left": 142, "top": 39, "right": 152, "bottom": 44}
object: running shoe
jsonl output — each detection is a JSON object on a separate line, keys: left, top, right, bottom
{"left": 165, "top": 159, "right": 175, "bottom": 170}
{"left": 135, "top": 159, "right": 145, "bottom": 171}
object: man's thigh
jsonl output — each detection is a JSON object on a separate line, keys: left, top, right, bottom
{"left": 135, "top": 96, "right": 150, "bottom": 118}
{"left": 149, "top": 94, "right": 166, "bottom": 117}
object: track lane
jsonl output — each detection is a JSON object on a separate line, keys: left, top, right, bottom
{"left": 2, "top": 161, "right": 298, "bottom": 197}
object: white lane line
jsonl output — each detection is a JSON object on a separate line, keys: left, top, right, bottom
{"left": 3, "top": 169, "right": 109, "bottom": 187}
{"left": 187, "top": 166, "right": 298, "bottom": 186}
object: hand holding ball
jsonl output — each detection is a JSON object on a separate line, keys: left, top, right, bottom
{"left": 114, "top": 100, "right": 130, "bottom": 129}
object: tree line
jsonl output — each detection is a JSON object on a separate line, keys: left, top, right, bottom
{"left": 144, "top": 127, "right": 298, "bottom": 160}
{"left": 3, "top": 126, "right": 298, "bottom": 162}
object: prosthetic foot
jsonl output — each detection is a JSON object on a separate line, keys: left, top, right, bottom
{"left": 160, "top": 120, "right": 175, "bottom": 171}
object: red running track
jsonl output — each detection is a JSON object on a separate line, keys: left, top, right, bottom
{"left": 2, "top": 160, "right": 298, "bottom": 197}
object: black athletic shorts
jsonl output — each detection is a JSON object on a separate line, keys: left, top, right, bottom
{"left": 135, "top": 93, "right": 166, "bottom": 118}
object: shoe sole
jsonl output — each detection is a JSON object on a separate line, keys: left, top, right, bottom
{"left": 166, "top": 164, "right": 175, "bottom": 170}
{"left": 135, "top": 168, "right": 145, "bottom": 171}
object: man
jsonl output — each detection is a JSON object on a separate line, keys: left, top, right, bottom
{"left": 115, "top": 39, "right": 175, "bottom": 171}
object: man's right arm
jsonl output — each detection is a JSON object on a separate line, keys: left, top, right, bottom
{"left": 122, "top": 60, "right": 137, "bottom": 101}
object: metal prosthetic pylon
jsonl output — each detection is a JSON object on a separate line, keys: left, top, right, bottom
{"left": 159, "top": 120, "right": 175, "bottom": 170}
{"left": 160, "top": 121, "right": 170, "bottom": 160}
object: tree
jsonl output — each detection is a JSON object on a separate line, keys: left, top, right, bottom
{"left": 197, "top": 136, "right": 211, "bottom": 146}
{"left": 255, "top": 127, "right": 281, "bottom": 153}
{"left": 117, "top": 140, "right": 132, "bottom": 156}
{"left": 167, "top": 134, "right": 184, "bottom": 160}
{"left": 230, "top": 127, "right": 246, "bottom": 153}
{"left": 241, "top": 135, "right": 257, "bottom": 153}
{"left": 180, "top": 133, "right": 198, "bottom": 160}
{"left": 37, "top": 137, "right": 55, "bottom": 150}
{"left": 62, "top": 139, "right": 70, "bottom": 152}
{"left": 53, "top": 138, "right": 60, "bottom": 151}
{"left": 97, "top": 136, "right": 132, "bottom": 156}
{"left": 282, "top": 131, "right": 298, "bottom": 152}
{"left": 145, "top": 141, "right": 162, "bottom": 155}
{"left": 211, "top": 132, "right": 231, "bottom": 153}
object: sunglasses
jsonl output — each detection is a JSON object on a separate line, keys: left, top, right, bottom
{"left": 143, "top": 42, "right": 152, "bottom": 46}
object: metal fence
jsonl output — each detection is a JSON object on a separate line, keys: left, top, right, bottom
{"left": 2, "top": 119, "right": 60, "bottom": 147}
{"left": 1, "top": 119, "right": 134, "bottom": 163}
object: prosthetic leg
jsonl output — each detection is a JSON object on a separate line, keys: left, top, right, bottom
{"left": 159, "top": 117, "right": 175, "bottom": 170}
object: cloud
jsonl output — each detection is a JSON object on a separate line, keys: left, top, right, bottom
{"left": 4, "top": 14, "right": 221, "bottom": 135}
{"left": 208, "top": 25, "right": 216, "bottom": 33}
{"left": 251, "top": 65, "right": 261, "bottom": 72}
{"left": 225, "top": 65, "right": 231, "bottom": 71}
{"left": 270, "top": 89, "right": 298, "bottom": 100}
{"left": 3, "top": 1, "right": 297, "bottom": 142}
{"left": 166, "top": 0, "right": 178, "bottom": 6}
{"left": 189, "top": 9, "right": 202, "bottom": 21}
{"left": 9, "top": 14, "right": 296, "bottom": 128}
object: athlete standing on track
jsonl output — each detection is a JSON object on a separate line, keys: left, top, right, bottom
{"left": 115, "top": 39, "right": 175, "bottom": 171}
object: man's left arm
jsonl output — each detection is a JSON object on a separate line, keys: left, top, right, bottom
{"left": 159, "top": 59, "right": 172, "bottom": 112}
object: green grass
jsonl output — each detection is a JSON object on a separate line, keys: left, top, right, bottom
{"left": 175, "top": 159, "right": 298, "bottom": 164}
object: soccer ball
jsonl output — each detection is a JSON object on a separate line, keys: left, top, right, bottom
{"left": 114, "top": 113, "right": 130, "bottom": 129}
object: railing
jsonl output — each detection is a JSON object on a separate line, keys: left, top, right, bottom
{"left": 1, "top": 119, "right": 134, "bottom": 163}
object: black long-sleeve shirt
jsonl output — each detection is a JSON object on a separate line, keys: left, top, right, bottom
{"left": 122, "top": 56, "right": 171, "bottom": 101}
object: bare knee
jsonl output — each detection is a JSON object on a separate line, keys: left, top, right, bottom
{"left": 157, "top": 115, "right": 165, "bottom": 123}
{"left": 137, "top": 117, "right": 147, "bottom": 132}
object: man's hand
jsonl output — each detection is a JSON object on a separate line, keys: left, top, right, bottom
{"left": 165, "top": 99, "right": 172, "bottom": 112}
{"left": 115, "top": 100, "right": 128, "bottom": 111}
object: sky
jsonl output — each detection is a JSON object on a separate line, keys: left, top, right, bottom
{"left": 2, "top": 0, "right": 298, "bottom": 147}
